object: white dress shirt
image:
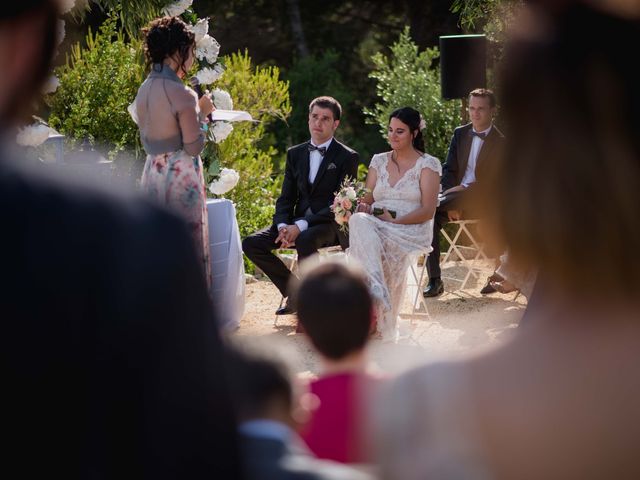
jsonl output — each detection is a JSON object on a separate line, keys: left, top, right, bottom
{"left": 278, "top": 137, "right": 334, "bottom": 233}
{"left": 460, "top": 125, "right": 492, "bottom": 188}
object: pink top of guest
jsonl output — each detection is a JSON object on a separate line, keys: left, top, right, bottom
{"left": 300, "top": 372, "right": 380, "bottom": 464}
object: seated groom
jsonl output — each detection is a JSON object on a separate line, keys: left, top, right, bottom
{"left": 243, "top": 96, "right": 359, "bottom": 315}
{"left": 423, "top": 88, "right": 505, "bottom": 297}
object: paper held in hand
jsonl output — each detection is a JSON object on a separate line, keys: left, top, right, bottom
{"left": 210, "top": 109, "right": 254, "bottom": 122}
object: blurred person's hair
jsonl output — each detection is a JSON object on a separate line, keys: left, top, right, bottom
{"left": 142, "top": 16, "right": 195, "bottom": 75}
{"left": 225, "top": 348, "right": 293, "bottom": 420}
{"left": 0, "top": 1, "right": 58, "bottom": 124}
{"left": 488, "top": 3, "right": 640, "bottom": 295}
{"left": 295, "top": 261, "right": 372, "bottom": 360}
{"left": 308, "top": 96, "right": 342, "bottom": 121}
{"left": 469, "top": 88, "right": 497, "bottom": 108}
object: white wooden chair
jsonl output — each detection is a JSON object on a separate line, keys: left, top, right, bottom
{"left": 440, "top": 219, "right": 492, "bottom": 291}
{"left": 403, "top": 250, "right": 431, "bottom": 317}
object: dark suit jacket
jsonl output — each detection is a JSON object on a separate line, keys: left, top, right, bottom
{"left": 1, "top": 160, "right": 242, "bottom": 479}
{"left": 273, "top": 139, "right": 359, "bottom": 228}
{"left": 441, "top": 123, "right": 505, "bottom": 192}
{"left": 240, "top": 433, "right": 371, "bottom": 480}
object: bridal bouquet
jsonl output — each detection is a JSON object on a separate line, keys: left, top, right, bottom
{"left": 331, "top": 177, "right": 369, "bottom": 233}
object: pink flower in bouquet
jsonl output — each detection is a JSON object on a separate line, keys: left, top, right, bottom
{"left": 331, "top": 176, "right": 369, "bottom": 233}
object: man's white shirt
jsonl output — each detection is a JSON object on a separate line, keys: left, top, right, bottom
{"left": 278, "top": 138, "right": 334, "bottom": 233}
{"left": 460, "top": 126, "right": 492, "bottom": 188}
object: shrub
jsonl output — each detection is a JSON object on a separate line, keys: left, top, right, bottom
{"left": 283, "top": 50, "right": 353, "bottom": 146}
{"left": 46, "top": 13, "right": 145, "bottom": 157}
{"left": 364, "top": 27, "right": 461, "bottom": 163}
{"left": 209, "top": 51, "right": 291, "bottom": 270}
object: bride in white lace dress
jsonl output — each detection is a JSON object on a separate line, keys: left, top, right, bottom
{"left": 348, "top": 107, "right": 441, "bottom": 341}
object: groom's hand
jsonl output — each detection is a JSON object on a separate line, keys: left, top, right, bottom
{"left": 275, "top": 225, "right": 300, "bottom": 248}
{"left": 284, "top": 225, "right": 300, "bottom": 245}
{"left": 275, "top": 226, "right": 289, "bottom": 248}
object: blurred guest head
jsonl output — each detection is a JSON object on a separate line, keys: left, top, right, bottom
{"left": 295, "top": 261, "right": 373, "bottom": 361}
{"left": 488, "top": 2, "right": 640, "bottom": 299}
{"left": 0, "top": 1, "right": 58, "bottom": 125}
{"left": 226, "top": 348, "right": 298, "bottom": 427}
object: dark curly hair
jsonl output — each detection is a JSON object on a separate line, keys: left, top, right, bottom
{"left": 389, "top": 107, "right": 425, "bottom": 152}
{"left": 142, "top": 16, "right": 195, "bottom": 75}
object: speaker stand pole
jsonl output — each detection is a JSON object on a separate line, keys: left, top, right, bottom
{"left": 461, "top": 97, "right": 469, "bottom": 124}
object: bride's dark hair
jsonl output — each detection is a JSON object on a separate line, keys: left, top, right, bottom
{"left": 389, "top": 107, "right": 425, "bottom": 152}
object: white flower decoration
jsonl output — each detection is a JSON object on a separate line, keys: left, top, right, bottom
{"left": 189, "top": 18, "right": 209, "bottom": 43}
{"left": 16, "top": 123, "right": 51, "bottom": 147}
{"left": 56, "top": 19, "right": 65, "bottom": 46}
{"left": 58, "top": 0, "right": 76, "bottom": 14}
{"left": 419, "top": 116, "right": 427, "bottom": 130}
{"left": 212, "top": 89, "right": 233, "bottom": 110}
{"left": 42, "top": 75, "right": 60, "bottom": 94}
{"left": 195, "top": 34, "right": 220, "bottom": 64}
{"left": 162, "top": 0, "right": 193, "bottom": 17}
{"left": 345, "top": 187, "right": 357, "bottom": 201}
{"left": 211, "top": 121, "right": 233, "bottom": 144}
{"left": 195, "top": 64, "right": 224, "bottom": 85}
{"left": 209, "top": 168, "right": 240, "bottom": 195}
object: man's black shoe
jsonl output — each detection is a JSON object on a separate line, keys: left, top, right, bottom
{"left": 275, "top": 304, "right": 297, "bottom": 315}
{"left": 480, "top": 272, "right": 504, "bottom": 295}
{"left": 423, "top": 278, "right": 444, "bottom": 297}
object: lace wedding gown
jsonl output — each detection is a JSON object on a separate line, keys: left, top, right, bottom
{"left": 348, "top": 152, "right": 441, "bottom": 341}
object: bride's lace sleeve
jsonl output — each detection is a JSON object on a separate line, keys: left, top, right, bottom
{"left": 369, "top": 153, "right": 384, "bottom": 173}
{"left": 419, "top": 154, "right": 443, "bottom": 177}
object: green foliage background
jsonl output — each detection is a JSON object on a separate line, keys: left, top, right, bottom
{"left": 47, "top": 14, "right": 144, "bottom": 156}
{"left": 365, "top": 28, "right": 461, "bottom": 163}
{"left": 209, "top": 51, "right": 291, "bottom": 245}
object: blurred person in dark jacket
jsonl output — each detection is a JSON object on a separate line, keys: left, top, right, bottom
{"left": 377, "top": 2, "right": 640, "bottom": 479}
{"left": 1, "top": 2, "right": 242, "bottom": 478}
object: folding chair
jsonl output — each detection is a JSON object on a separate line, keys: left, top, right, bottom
{"left": 403, "top": 250, "right": 431, "bottom": 317}
{"left": 440, "top": 220, "right": 492, "bottom": 290}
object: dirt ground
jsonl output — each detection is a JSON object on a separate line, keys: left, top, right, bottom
{"left": 229, "top": 260, "right": 527, "bottom": 378}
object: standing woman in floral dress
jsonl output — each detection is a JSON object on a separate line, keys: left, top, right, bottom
{"left": 130, "top": 16, "right": 214, "bottom": 288}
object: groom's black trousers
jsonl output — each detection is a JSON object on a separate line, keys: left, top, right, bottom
{"left": 242, "top": 223, "right": 338, "bottom": 297}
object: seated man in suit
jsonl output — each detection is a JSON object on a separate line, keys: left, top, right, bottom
{"left": 423, "top": 88, "right": 505, "bottom": 297}
{"left": 227, "top": 348, "right": 373, "bottom": 480}
{"left": 243, "top": 96, "right": 359, "bottom": 315}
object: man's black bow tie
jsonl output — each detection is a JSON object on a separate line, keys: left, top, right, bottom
{"left": 308, "top": 144, "right": 327, "bottom": 155}
{"left": 471, "top": 131, "right": 487, "bottom": 139}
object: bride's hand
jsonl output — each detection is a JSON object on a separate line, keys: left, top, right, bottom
{"left": 378, "top": 208, "right": 395, "bottom": 223}
{"left": 198, "top": 90, "right": 215, "bottom": 117}
{"left": 356, "top": 202, "right": 372, "bottom": 214}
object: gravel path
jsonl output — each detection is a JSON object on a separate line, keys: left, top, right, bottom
{"left": 230, "top": 261, "right": 526, "bottom": 377}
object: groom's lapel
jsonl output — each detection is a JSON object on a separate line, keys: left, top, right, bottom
{"left": 458, "top": 129, "right": 473, "bottom": 179}
{"left": 310, "top": 140, "right": 338, "bottom": 194}
{"left": 300, "top": 142, "right": 311, "bottom": 194}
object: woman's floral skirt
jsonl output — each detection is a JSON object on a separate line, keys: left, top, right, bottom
{"left": 141, "top": 149, "right": 211, "bottom": 289}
